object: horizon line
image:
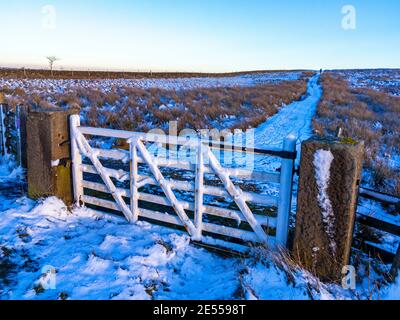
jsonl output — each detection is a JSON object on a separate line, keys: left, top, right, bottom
{"left": 1, "top": 64, "right": 400, "bottom": 75}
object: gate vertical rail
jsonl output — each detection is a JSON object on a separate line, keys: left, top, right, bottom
{"left": 129, "top": 138, "right": 139, "bottom": 222}
{"left": 194, "top": 142, "right": 205, "bottom": 240}
{"left": 276, "top": 135, "right": 296, "bottom": 247}
{"left": 70, "top": 115, "right": 84, "bottom": 205}
{"left": 0, "top": 104, "right": 6, "bottom": 156}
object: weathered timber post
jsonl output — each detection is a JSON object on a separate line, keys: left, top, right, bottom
{"left": 293, "top": 137, "right": 364, "bottom": 281}
{"left": 27, "top": 107, "right": 79, "bottom": 205}
{"left": 390, "top": 244, "right": 400, "bottom": 282}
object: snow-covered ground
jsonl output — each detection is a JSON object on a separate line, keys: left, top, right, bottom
{"left": 1, "top": 74, "right": 399, "bottom": 300}
{"left": 0, "top": 195, "right": 353, "bottom": 300}
{"left": 0, "top": 71, "right": 302, "bottom": 94}
{"left": 0, "top": 173, "right": 398, "bottom": 300}
{"left": 0, "top": 153, "right": 351, "bottom": 300}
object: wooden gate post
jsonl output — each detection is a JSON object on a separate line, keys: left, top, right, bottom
{"left": 27, "top": 107, "right": 79, "bottom": 205}
{"left": 293, "top": 137, "right": 364, "bottom": 281}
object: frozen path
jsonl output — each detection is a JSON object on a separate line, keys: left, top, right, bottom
{"left": 247, "top": 73, "right": 322, "bottom": 174}
{"left": 254, "top": 73, "right": 322, "bottom": 159}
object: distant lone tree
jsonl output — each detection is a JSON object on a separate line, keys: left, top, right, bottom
{"left": 46, "top": 56, "right": 59, "bottom": 77}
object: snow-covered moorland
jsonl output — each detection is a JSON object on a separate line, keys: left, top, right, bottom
{"left": 1, "top": 71, "right": 399, "bottom": 300}
{"left": 313, "top": 71, "right": 400, "bottom": 264}
{"left": 335, "top": 69, "right": 400, "bottom": 96}
{"left": 313, "top": 71, "right": 400, "bottom": 198}
{"left": 0, "top": 71, "right": 310, "bottom": 133}
{"left": 0, "top": 71, "right": 303, "bottom": 94}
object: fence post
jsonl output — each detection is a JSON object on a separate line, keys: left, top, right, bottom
{"left": 276, "top": 134, "right": 297, "bottom": 247}
{"left": 27, "top": 107, "right": 79, "bottom": 205}
{"left": 293, "top": 137, "right": 364, "bottom": 281}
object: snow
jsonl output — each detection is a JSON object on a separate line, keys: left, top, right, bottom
{"left": 384, "top": 277, "right": 400, "bottom": 300}
{"left": 0, "top": 195, "right": 354, "bottom": 300}
{"left": 0, "top": 197, "right": 236, "bottom": 300}
{"left": 313, "top": 149, "right": 336, "bottom": 254}
{"left": 0, "top": 155, "right": 24, "bottom": 182}
{"left": 51, "top": 159, "right": 60, "bottom": 167}
{"left": 242, "top": 259, "right": 349, "bottom": 300}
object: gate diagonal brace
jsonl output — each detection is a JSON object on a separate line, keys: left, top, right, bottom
{"left": 132, "top": 137, "right": 199, "bottom": 239}
{"left": 73, "top": 128, "right": 134, "bottom": 222}
{"left": 206, "top": 146, "right": 270, "bottom": 244}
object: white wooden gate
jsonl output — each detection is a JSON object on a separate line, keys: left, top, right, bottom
{"left": 70, "top": 115, "right": 296, "bottom": 249}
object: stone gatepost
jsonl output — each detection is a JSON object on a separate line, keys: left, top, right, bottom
{"left": 27, "top": 107, "right": 79, "bottom": 205}
{"left": 293, "top": 137, "right": 364, "bottom": 281}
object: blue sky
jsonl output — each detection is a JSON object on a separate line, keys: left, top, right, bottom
{"left": 0, "top": 0, "right": 399, "bottom": 72}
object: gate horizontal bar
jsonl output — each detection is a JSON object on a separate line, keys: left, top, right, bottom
{"left": 359, "top": 187, "right": 400, "bottom": 205}
{"left": 82, "top": 195, "right": 274, "bottom": 244}
{"left": 78, "top": 126, "right": 296, "bottom": 159}
{"left": 357, "top": 211, "right": 400, "bottom": 237}
{"left": 82, "top": 180, "right": 277, "bottom": 228}
{"left": 93, "top": 148, "right": 281, "bottom": 183}
{"left": 81, "top": 164, "right": 279, "bottom": 207}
